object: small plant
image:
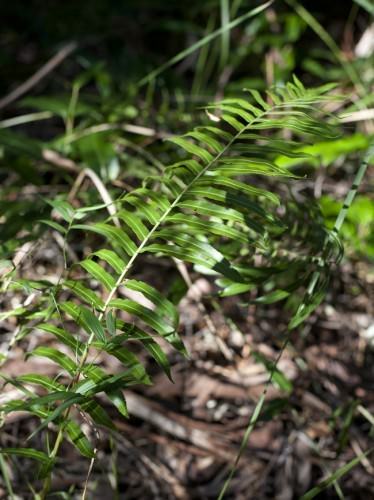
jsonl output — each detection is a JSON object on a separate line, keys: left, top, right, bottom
{"left": 0, "top": 78, "right": 341, "bottom": 497}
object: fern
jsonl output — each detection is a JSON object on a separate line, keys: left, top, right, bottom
{"left": 0, "top": 77, "right": 339, "bottom": 491}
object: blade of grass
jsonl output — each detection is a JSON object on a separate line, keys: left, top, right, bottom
{"left": 0, "top": 454, "right": 15, "bottom": 500}
{"left": 352, "top": 0, "right": 374, "bottom": 15}
{"left": 333, "top": 143, "right": 374, "bottom": 233}
{"left": 289, "top": 142, "right": 374, "bottom": 330}
{"left": 191, "top": 14, "right": 216, "bottom": 96}
{"left": 138, "top": 1, "right": 273, "bottom": 87}
{"left": 220, "top": 0, "right": 230, "bottom": 69}
{"left": 217, "top": 334, "right": 290, "bottom": 500}
{"left": 301, "top": 449, "right": 374, "bottom": 500}
{"left": 217, "top": 143, "right": 374, "bottom": 499}
{"left": 285, "top": 0, "right": 366, "bottom": 100}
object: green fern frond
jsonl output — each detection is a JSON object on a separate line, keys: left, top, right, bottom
{"left": 1, "top": 79, "right": 340, "bottom": 464}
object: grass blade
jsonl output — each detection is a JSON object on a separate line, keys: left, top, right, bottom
{"left": 301, "top": 449, "right": 373, "bottom": 500}
{"left": 138, "top": 1, "right": 273, "bottom": 86}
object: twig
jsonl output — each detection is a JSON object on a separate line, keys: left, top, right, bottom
{"left": 0, "top": 41, "right": 77, "bottom": 111}
{"left": 115, "top": 433, "right": 189, "bottom": 499}
{"left": 124, "top": 392, "right": 234, "bottom": 460}
{"left": 340, "top": 109, "right": 374, "bottom": 123}
{"left": 68, "top": 168, "right": 121, "bottom": 227}
{"left": 0, "top": 111, "right": 53, "bottom": 129}
{"left": 173, "top": 258, "right": 234, "bottom": 360}
{"left": 63, "top": 123, "right": 164, "bottom": 144}
{"left": 42, "top": 149, "right": 80, "bottom": 173}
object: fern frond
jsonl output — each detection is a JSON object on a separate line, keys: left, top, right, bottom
{"left": 1, "top": 79, "right": 340, "bottom": 462}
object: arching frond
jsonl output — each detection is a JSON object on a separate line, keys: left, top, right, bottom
{"left": 1, "top": 78, "right": 340, "bottom": 460}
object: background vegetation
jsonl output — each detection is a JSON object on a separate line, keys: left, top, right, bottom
{"left": 0, "top": 1, "right": 373, "bottom": 498}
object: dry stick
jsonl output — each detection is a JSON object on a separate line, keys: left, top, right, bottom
{"left": 0, "top": 41, "right": 77, "bottom": 111}
{"left": 340, "top": 109, "right": 374, "bottom": 123}
{"left": 68, "top": 168, "right": 121, "bottom": 228}
{"left": 42, "top": 149, "right": 80, "bottom": 174}
{"left": 173, "top": 258, "right": 233, "bottom": 360}
{"left": 115, "top": 433, "right": 189, "bottom": 499}
{"left": 42, "top": 149, "right": 133, "bottom": 191}
{"left": 62, "top": 123, "right": 164, "bottom": 144}
{"left": 217, "top": 144, "right": 374, "bottom": 499}
{"left": 80, "top": 409, "right": 100, "bottom": 500}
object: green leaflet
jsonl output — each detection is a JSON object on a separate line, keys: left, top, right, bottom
{"left": 91, "top": 249, "right": 126, "bottom": 274}
{"left": 177, "top": 198, "right": 246, "bottom": 224}
{"left": 109, "top": 298, "right": 185, "bottom": 354}
{"left": 75, "top": 367, "right": 130, "bottom": 418}
{"left": 38, "top": 323, "right": 84, "bottom": 355}
{"left": 215, "top": 103, "right": 255, "bottom": 123}
{"left": 78, "top": 367, "right": 149, "bottom": 405}
{"left": 45, "top": 199, "right": 75, "bottom": 223}
{"left": 165, "top": 159, "right": 203, "bottom": 177}
{"left": 167, "top": 136, "right": 214, "bottom": 164}
{"left": 26, "top": 347, "right": 77, "bottom": 375}
{"left": 63, "top": 280, "right": 105, "bottom": 310}
{"left": 183, "top": 130, "right": 222, "bottom": 153}
{"left": 103, "top": 326, "right": 172, "bottom": 379}
{"left": 64, "top": 420, "right": 95, "bottom": 459}
{"left": 0, "top": 448, "right": 51, "bottom": 464}
{"left": 218, "top": 282, "right": 254, "bottom": 297}
{"left": 80, "top": 259, "right": 116, "bottom": 291}
{"left": 80, "top": 399, "right": 116, "bottom": 430}
{"left": 144, "top": 242, "right": 211, "bottom": 268}
{"left": 254, "top": 289, "right": 290, "bottom": 304}
{"left": 215, "top": 158, "right": 294, "bottom": 177}
{"left": 252, "top": 352, "right": 293, "bottom": 392}
{"left": 218, "top": 98, "right": 262, "bottom": 116}
{"left": 109, "top": 298, "right": 174, "bottom": 337}
{"left": 186, "top": 185, "right": 273, "bottom": 222}
{"left": 245, "top": 88, "right": 271, "bottom": 110}
{"left": 166, "top": 213, "right": 251, "bottom": 244}
{"left": 123, "top": 195, "right": 162, "bottom": 225}
{"left": 124, "top": 279, "right": 179, "bottom": 327}
{"left": 13, "top": 373, "right": 99, "bottom": 458}
{"left": 72, "top": 222, "right": 137, "bottom": 256}
{"left": 16, "top": 374, "right": 64, "bottom": 392}
{"left": 39, "top": 219, "right": 67, "bottom": 234}
{"left": 93, "top": 338, "right": 148, "bottom": 377}
{"left": 152, "top": 229, "right": 225, "bottom": 263}
{"left": 221, "top": 113, "right": 244, "bottom": 131}
{"left": 116, "top": 210, "right": 149, "bottom": 240}
{"left": 195, "top": 176, "right": 280, "bottom": 205}
{"left": 106, "top": 310, "right": 117, "bottom": 336}
{"left": 28, "top": 394, "right": 87, "bottom": 439}
{"left": 61, "top": 302, "right": 106, "bottom": 342}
